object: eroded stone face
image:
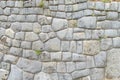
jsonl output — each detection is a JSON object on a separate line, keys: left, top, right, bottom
{"left": 106, "top": 49, "right": 120, "bottom": 79}
{"left": 83, "top": 40, "right": 100, "bottom": 55}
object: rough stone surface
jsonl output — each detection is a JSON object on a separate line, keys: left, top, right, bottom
{"left": 83, "top": 40, "right": 100, "bottom": 55}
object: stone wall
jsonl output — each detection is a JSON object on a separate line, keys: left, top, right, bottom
{"left": 0, "top": 0, "right": 120, "bottom": 80}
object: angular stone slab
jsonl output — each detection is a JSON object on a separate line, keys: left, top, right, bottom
{"left": 83, "top": 40, "right": 100, "bottom": 55}
{"left": 106, "top": 49, "right": 120, "bottom": 79}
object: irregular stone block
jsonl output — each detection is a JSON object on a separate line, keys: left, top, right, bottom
{"left": 45, "top": 38, "right": 60, "bottom": 52}
{"left": 83, "top": 40, "right": 100, "bottom": 55}
{"left": 78, "top": 17, "right": 96, "bottom": 29}
{"left": 17, "top": 58, "right": 42, "bottom": 73}
{"left": 52, "top": 18, "right": 68, "bottom": 31}
{"left": 8, "top": 65, "right": 23, "bottom": 80}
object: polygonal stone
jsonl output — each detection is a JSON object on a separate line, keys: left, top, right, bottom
{"left": 3, "top": 55, "right": 18, "bottom": 64}
{"left": 45, "top": 38, "right": 60, "bottom": 52}
{"left": 91, "top": 68, "right": 104, "bottom": 80}
{"left": 23, "top": 50, "right": 38, "bottom": 60}
{"left": 23, "top": 72, "right": 34, "bottom": 80}
{"left": 0, "top": 69, "right": 9, "bottom": 80}
{"left": 17, "top": 58, "right": 42, "bottom": 73}
{"left": 66, "top": 62, "right": 75, "bottom": 73}
{"left": 8, "top": 65, "right": 23, "bottom": 80}
{"left": 100, "top": 38, "right": 112, "bottom": 50}
{"left": 42, "top": 62, "right": 56, "bottom": 73}
{"left": 113, "top": 37, "right": 120, "bottom": 48}
{"left": 78, "top": 17, "right": 96, "bottom": 29}
{"left": 34, "top": 72, "right": 51, "bottom": 80}
{"left": 25, "top": 32, "right": 39, "bottom": 41}
{"left": 57, "top": 62, "right": 66, "bottom": 72}
{"left": 5, "top": 29, "right": 15, "bottom": 38}
{"left": 72, "top": 53, "right": 86, "bottom": 62}
{"left": 32, "top": 40, "right": 44, "bottom": 50}
{"left": 106, "top": 49, "right": 120, "bottom": 78}
{"left": 51, "top": 52, "right": 62, "bottom": 61}
{"left": 10, "top": 47, "right": 22, "bottom": 56}
{"left": 72, "top": 69, "right": 90, "bottom": 79}
{"left": 52, "top": 18, "right": 68, "bottom": 31}
{"left": 83, "top": 40, "right": 100, "bottom": 55}
{"left": 94, "top": 51, "right": 107, "bottom": 67}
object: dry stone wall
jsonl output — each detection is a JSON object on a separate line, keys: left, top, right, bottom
{"left": 0, "top": 0, "right": 120, "bottom": 80}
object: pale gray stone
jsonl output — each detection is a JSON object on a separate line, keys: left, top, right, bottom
{"left": 23, "top": 50, "right": 38, "bottom": 60}
{"left": 39, "top": 51, "right": 51, "bottom": 62}
{"left": 107, "top": 12, "right": 118, "bottom": 20}
{"left": 66, "top": 62, "right": 75, "bottom": 73}
{"left": 113, "top": 37, "right": 120, "bottom": 48}
{"left": 57, "top": 62, "right": 66, "bottom": 72}
{"left": 62, "top": 52, "right": 72, "bottom": 61}
{"left": 56, "top": 29, "right": 67, "bottom": 40}
{"left": 12, "top": 39, "right": 21, "bottom": 47}
{"left": 21, "top": 41, "right": 31, "bottom": 49}
{"left": 5, "top": 29, "right": 15, "bottom": 38}
{"left": 33, "top": 23, "right": 41, "bottom": 34}
{"left": 106, "top": 49, "right": 120, "bottom": 78}
{"left": 72, "top": 69, "right": 90, "bottom": 79}
{"left": 110, "top": 2, "right": 118, "bottom": 11}
{"left": 101, "top": 38, "right": 112, "bottom": 50}
{"left": 85, "top": 30, "right": 92, "bottom": 39}
{"left": 91, "top": 68, "right": 104, "bottom": 80}
{"left": 70, "top": 41, "right": 76, "bottom": 53}
{"left": 11, "top": 22, "right": 21, "bottom": 32}
{"left": 86, "top": 56, "right": 95, "bottom": 68}
{"left": 48, "top": 32, "right": 56, "bottom": 39}
{"left": 95, "top": 52, "right": 107, "bottom": 67}
{"left": 10, "top": 47, "right": 22, "bottom": 56}
{"left": 21, "top": 23, "right": 33, "bottom": 31}
{"left": 0, "top": 69, "right": 9, "bottom": 80}
{"left": 105, "top": 30, "right": 118, "bottom": 38}
{"left": 1, "top": 62, "right": 10, "bottom": 70}
{"left": 50, "top": 73, "right": 59, "bottom": 80}
{"left": 17, "top": 58, "right": 42, "bottom": 73}
{"left": 83, "top": 40, "right": 100, "bottom": 55}
{"left": 38, "top": 15, "right": 49, "bottom": 25}
{"left": 25, "top": 32, "right": 39, "bottom": 41}
{"left": 15, "top": 1, "right": 23, "bottom": 7}
{"left": 0, "top": 1, "right": 6, "bottom": 8}
{"left": 73, "top": 11, "right": 84, "bottom": 19}
{"left": 78, "top": 17, "right": 96, "bottom": 29}
{"left": 26, "top": 15, "right": 37, "bottom": 22}
{"left": 95, "top": 2, "right": 105, "bottom": 10}
{"left": 34, "top": 72, "right": 51, "bottom": 80}
{"left": 61, "top": 41, "right": 69, "bottom": 52}
{"left": 78, "top": 3, "right": 87, "bottom": 10}
{"left": 0, "top": 52, "right": 4, "bottom": 61}
{"left": 45, "top": 38, "right": 60, "bottom": 52}
{"left": 8, "top": 65, "right": 23, "bottom": 80}
{"left": 39, "top": 33, "right": 49, "bottom": 42}
{"left": 7, "top": 1, "right": 15, "bottom": 7}
{"left": 72, "top": 53, "right": 86, "bottom": 62}
{"left": 52, "top": 18, "right": 68, "bottom": 31}
{"left": 0, "top": 28, "right": 5, "bottom": 38}
{"left": 32, "top": 40, "right": 44, "bottom": 50}
{"left": 51, "top": 52, "right": 62, "bottom": 61}
{"left": 23, "top": 72, "right": 34, "bottom": 80}
{"left": 4, "top": 7, "right": 11, "bottom": 16}
{"left": 58, "top": 73, "right": 72, "bottom": 80}
{"left": 15, "top": 32, "right": 25, "bottom": 40}
{"left": 91, "top": 30, "right": 104, "bottom": 39}
{"left": 42, "top": 62, "right": 56, "bottom": 73}
{"left": 42, "top": 25, "right": 52, "bottom": 33}
{"left": 73, "top": 32, "right": 85, "bottom": 40}
{"left": 3, "top": 55, "right": 18, "bottom": 64}
{"left": 76, "top": 62, "right": 86, "bottom": 70}
{"left": 77, "top": 41, "right": 83, "bottom": 54}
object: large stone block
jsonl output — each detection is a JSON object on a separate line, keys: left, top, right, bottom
{"left": 17, "top": 58, "right": 42, "bottom": 73}
{"left": 78, "top": 17, "right": 96, "bottom": 29}
{"left": 52, "top": 18, "right": 68, "bottom": 31}
{"left": 83, "top": 40, "right": 100, "bottom": 55}
{"left": 106, "top": 49, "right": 120, "bottom": 78}
{"left": 45, "top": 38, "right": 60, "bottom": 52}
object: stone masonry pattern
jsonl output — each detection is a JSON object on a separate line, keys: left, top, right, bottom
{"left": 0, "top": 0, "right": 120, "bottom": 80}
